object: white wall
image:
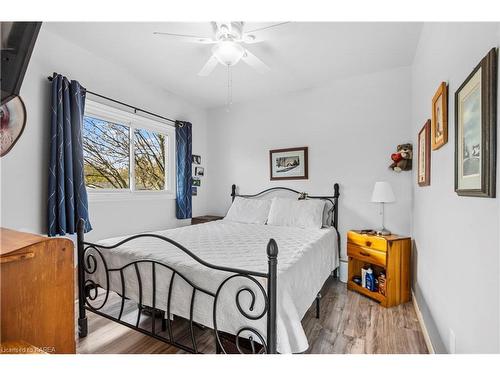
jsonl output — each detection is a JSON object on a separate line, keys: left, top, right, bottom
{"left": 411, "top": 23, "right": 500, "bottom": 353}
{"left": 206, "top": 66, "right": 413, "bottom": 278}
{"left": 0, "top": 25, "right": 209, "bottom": 241}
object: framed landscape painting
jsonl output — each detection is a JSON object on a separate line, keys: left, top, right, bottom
{"left": 418, "top": 120, "right": 431, "bottom": 186}
{"left": 269, "top": 147, "right": 308, "bottom": 180}
{"left": 455, "top": 48, "right": 497, "bottom": 197}
{"left": 431, "top": 82, "right": 448, "bottom": 150}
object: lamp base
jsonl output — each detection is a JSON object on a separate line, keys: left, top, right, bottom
{"left": 376, "top": 228, "right": 392, "bottom": 236}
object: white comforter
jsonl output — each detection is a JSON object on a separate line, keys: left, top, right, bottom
{"left": 91, "top": 221, "right": 338, "bottom": 353}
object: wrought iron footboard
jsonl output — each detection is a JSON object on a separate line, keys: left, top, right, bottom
{"left": 76, "top": 219, "right": 278, "bottom": 354}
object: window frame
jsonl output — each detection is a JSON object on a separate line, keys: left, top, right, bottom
{"left": 83, "top": 100, "right": 176, "bottom": 201}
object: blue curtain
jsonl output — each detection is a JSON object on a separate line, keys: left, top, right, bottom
{"left": 48, "top": 74, "right": 92, "bottom": 236}
{"left": 175, "top": 121, "right": 192, "bottom": 219}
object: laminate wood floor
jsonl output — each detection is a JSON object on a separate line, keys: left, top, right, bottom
{"left": 77, "top": 277, "right": 428, "bottom": 354}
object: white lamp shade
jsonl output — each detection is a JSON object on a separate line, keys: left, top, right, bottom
{"left": 371, "top": 181, "right": 396, "bottom": 203}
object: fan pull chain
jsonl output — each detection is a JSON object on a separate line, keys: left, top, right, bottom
{"left": 226, "top": 64, "right": 232, "bottom": 112}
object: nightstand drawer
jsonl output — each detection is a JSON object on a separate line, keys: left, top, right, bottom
{"left": 347, "top": 231, "right": 387, "bottom": 252}
{"left": 347, "top": 243, "right": 387, "bottom": 267}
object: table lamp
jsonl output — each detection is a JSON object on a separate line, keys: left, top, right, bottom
{"left": 371, "top": 181, "right": 395, "bottom": 236}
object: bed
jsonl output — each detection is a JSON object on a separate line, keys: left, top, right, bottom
{"left": 77, "top": 183, "right": 340, "bottom": 354}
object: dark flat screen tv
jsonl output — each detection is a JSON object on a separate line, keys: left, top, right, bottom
{"left": 1, "top": 22, "right": 42, "bottom": 104}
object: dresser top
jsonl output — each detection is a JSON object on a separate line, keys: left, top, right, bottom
{"left": 0, "top": 228, "right": 72, "bottom": 256}
{"left": 0, "top": 228, "right": 47, "bottom": 256}
{"left": 348, "top": 230, "right": 410, "bottom": 242}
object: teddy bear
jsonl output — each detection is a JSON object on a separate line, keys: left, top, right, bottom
{"left": 389, "top": 143, "right": 413, "bottom": 172}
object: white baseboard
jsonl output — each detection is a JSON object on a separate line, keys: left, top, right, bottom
{"left": 412, "top": 289, "right": 435, "bottom": 354}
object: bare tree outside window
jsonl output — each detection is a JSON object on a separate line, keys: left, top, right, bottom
{"left": 83, "top": 116, "right": 130, "bottom": 189}
{"left": 134, "top": 128, "right": 166, "bottom": 190}
{"left": 82, "top": 115, "right": 168, "bottom": 191}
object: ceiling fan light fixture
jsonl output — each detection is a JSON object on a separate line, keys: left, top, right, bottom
{"left": 212, "top": 41, "right": 245, "bottom": 66}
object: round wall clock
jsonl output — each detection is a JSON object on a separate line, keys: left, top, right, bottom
{"left": 0, "top": 95, "right": 27, "bottom": 157}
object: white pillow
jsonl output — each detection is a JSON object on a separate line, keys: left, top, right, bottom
{"left": 267, "top": 197, "right": 325, "bottom": 229}
{"left": 224, "top": 197, "right": 272, "bottom": 224}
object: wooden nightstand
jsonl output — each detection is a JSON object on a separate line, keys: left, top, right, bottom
{"left": 191, "top": 215, "right": 224, "bottom": 225}
{"left": 347, "top": 230, "right": 411, "bottom": 307}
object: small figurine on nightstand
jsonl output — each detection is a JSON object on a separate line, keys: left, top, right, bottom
{"left": 370, "top": 181, "right": 396, "bottom": 236}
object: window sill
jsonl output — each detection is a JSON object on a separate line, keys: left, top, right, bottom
{"left": 87, "top": 191, "right": 176, "bottom": 203}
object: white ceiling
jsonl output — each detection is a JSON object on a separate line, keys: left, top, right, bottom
{"left": 44, "top": 22, "right": 423, "bottom": 109}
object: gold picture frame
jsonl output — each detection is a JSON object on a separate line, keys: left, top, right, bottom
{"left": 431, "top": 82, "right": 448, "bottom": 150}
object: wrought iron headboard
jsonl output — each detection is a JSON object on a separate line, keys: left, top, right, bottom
{"left": 230, "top": 183, "right": 341, "bottom": 266}
{"left": 231, "top": 183, "right": 340, "bottom": 230}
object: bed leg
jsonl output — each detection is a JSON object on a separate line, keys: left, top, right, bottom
{"left": 78, "top": 317, "right": 88, "bottom": 338}
{"left": 267, "top": 239, "right": 278, "bottom": 354}
{"left": 315, "top": 293, "right": 322, "bottom": 319}
{"left": 160, "top": 311, "right": 167, "bottom": 331}
{"left": 77, "top": 219, "right": 88, "bottom": 338}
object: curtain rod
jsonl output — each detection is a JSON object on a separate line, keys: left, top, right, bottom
{"left": 47, "top": 74, "right": 176, "bottom": 126}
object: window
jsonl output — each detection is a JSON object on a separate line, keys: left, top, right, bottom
{"left": 83, "top": 116, "right": 130, "bottom": 189}
{"left": 134, "top": 128, "right": 166, "bottom": 191}
{"left": 82, "top": 101, "right": 174, "bottom": 196}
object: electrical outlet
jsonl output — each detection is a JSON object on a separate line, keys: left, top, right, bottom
{"left": 449, "top": 328, "right": 456, "bottom": 354}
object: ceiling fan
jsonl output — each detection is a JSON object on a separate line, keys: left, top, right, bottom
{"left": 154, "top": 22, "right": 289, "bottom": 76}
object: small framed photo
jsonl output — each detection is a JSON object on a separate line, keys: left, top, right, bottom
{"left": 194, "top": 166, "right": 204, "bottom": 177}
{"left": 269, "top": 147, "right": 308, "bottom": 180}
{"left": 192, "top": 177, "right": 201, "bottom": 187}
{"left": 192, "top": 186, "right": 197, "bottom": 196}
{"left": 431, "top": 82, "right": 448, "bottom": 150}
{"left": 418, "top": 120, "right": 431, "bottom": 187}
{"left": 192, "top": 155, "right": 201, "bottom": 165}
{"left": 455, "top": 48, "right": 497, "bottom": 197}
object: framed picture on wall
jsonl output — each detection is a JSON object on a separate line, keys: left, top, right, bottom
{"left": 269, "top": 147, "right": 308, "bottom": 180}
{"left": 192, "top": 155, "right": 201, "bottom": 165}
{"left": 455, "top": 48, "right": 497, "bottom": 198}
{"left": 194, "top": 166, "right": 204, "bottom": 176}
{"left": 418, "top": 120, "right": 431, "bottom": 186}
{"left": 431, "top": 82, "right": 448, "bottom": 150}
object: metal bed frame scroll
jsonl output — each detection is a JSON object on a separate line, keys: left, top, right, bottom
{"left": 77, "top": 183, "right": 340, "bottom": 354}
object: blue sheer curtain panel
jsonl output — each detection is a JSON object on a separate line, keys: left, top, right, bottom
{"left": 48, "top": 74, "right": 92, "bottom": 236}
{"left": 175, "top": 120, "right": 193, "bottom": 219}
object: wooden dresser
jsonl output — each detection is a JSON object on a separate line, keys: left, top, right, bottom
{"left": 347, "top": 230, "right": 411, "bottom": 308}
{"left": 0, "top": 228, "right": 75, "bottom": 353}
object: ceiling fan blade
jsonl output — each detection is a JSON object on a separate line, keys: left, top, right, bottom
{"left": 242, "top": 49, "right": 270, "bottom": 74}
{"left": 198, "top": 55, "right": 219, "bottom": 76}
{"left": 153, "top": 32, "right": 215, "bottom": 44}
{"left": 245, "top": 22, "right": 290, "bottom": 34}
